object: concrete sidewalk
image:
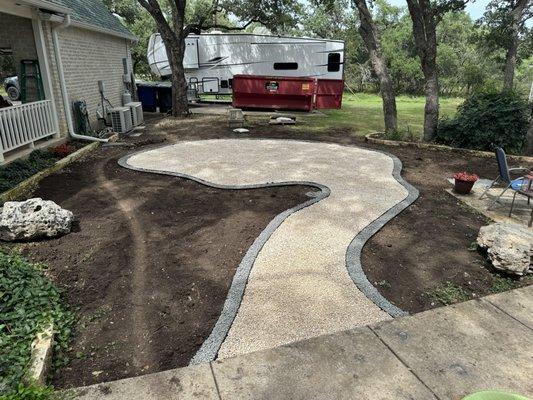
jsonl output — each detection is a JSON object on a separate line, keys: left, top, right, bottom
{"left": 74, "top": 285, "right": 533, "bottom": 400}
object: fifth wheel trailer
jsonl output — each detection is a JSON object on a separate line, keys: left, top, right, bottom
{"left": 146, "top": 32, "right": 345, "bottom": 110}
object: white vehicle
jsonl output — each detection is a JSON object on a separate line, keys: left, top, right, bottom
{"left": 147, "top": 32, "right": 345, "bottom": 95}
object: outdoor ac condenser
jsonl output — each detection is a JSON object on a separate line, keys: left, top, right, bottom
{"left": 125, "top": 102, "right": 144, "bottom": 126}
{"left": 109, "top": 107, "right": 133, "bottom": 134}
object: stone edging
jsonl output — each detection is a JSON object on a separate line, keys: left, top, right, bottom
{"left": 118, "top": 140, "right": 418, "bottom": 364}
{"left": 365, "top": 133, "right": 533, "bottom": 164}
{"left": 23, "top": 323, "right": 54, "bottom": 386}
{"left": 0, "top": 142, "right": 101, "bottom": 204}
{"left": 345, "top": 153, "right": 418, "bottom": 318}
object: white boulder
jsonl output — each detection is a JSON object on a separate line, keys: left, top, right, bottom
{"left": 477, "top": 222, "right": 532, "bottom": 275}
{"left": 0, "top": 198, "right": 73, "bottom": 241}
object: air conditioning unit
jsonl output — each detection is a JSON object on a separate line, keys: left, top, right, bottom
{"left": 125, "top": 102, "right": 144, "bottom": 126}
{"left": 109, "top": 107, "right": 133, "bottom": 134}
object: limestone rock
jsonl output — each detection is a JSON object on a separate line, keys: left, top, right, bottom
{"left": 477, "top": 223, "right": 532, "bottom": 275}
{"left": 0, "top": 198, "right": 73, "bottom": 241}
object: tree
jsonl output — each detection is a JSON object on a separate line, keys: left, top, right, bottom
{"left": 353, "top": 0, "right": 397, "bottom": 133}
{"left": 405, "top": 0, "right": 467, "bottom": 141}
{"left": 136, "top": 0, "right": 191, "bottom": 116}
{"left": 479, "top": 0, "right": 532, "bottom": 91}
{"left": 136, "top": 0, "right": 303, "bottom": 117}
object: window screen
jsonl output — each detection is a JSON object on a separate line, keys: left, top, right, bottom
{"left": 274, "top": 62, "right": 298, "bottom": 70}
{"left": 327, "top": 53, "right": 341, "bottom": 72}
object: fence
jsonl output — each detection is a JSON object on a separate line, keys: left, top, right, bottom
{"left": 0, "top": 100, "right": 59, "bottom": 162}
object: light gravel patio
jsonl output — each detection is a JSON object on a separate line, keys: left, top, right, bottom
{"left": 121, "top": 139, "right": 418, "bottom": 360}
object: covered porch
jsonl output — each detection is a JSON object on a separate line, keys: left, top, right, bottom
{"left": 0, "top": 1, "right": 65, "bottom": 164}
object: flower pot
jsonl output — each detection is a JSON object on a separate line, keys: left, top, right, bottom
{"left": 454, "top": 178, "right": 475, "bottom": 195}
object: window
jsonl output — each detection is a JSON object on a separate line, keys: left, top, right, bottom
{"left": 220, "top": 80, "right": 229, "bottom": 89}
{"left": 228, "top": 79, "right": 233, "bottom": 88}
{"left": 273, "top": 62, "right": 298, "bottom": 70}
{"left": 327, "top": 53, "right": 341, "bottom": 72}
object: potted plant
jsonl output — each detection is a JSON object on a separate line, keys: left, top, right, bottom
{"left": 453, "top": 171, "right": 479, "bottom": 195}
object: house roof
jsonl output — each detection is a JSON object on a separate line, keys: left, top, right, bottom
{"left": 46, "top": 0, "right": 136, "bottom": 40}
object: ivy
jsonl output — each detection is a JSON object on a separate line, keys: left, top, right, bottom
{"left": 0, "top": 251, "right": 75, "bottom": 396}
{"left": 0, "top": 150, "right": 60, "bottom": 194}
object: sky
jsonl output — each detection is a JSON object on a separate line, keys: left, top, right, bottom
{"left": 387, "top": 0, "right": 490, "bottom": 20}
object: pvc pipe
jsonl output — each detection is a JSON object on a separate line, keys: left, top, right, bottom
{"left": 51, "top": 14, "right": 108, "bottom": 142}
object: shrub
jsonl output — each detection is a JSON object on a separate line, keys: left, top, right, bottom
{"left": 436, "top": 90, "right": 529, "bottom": 154}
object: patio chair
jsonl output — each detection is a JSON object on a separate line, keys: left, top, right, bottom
{"left": 479, "top": 147, "right": 531, "bottom": 208}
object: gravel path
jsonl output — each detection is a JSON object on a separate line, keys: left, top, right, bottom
{"left": 124, "top": 139, "right": 410, "bottom": 359}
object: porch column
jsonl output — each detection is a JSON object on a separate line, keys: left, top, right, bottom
{"left": 31, "top": 13, "right": 60, "bottom": 137}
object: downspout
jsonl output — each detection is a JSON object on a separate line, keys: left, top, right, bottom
{"left": 51, "top": 14, "right": 108, "bottom": 142}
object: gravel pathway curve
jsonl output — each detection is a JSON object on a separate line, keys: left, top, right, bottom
{"left": 123, "top": 139, "right": 411, "bottom": 360}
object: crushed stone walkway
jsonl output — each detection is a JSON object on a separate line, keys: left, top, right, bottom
{"left": 74, "top": 286, "right": 533, "bottom": 400}
{"left": 122, "top": 139, "right": 414, "bottom": 360}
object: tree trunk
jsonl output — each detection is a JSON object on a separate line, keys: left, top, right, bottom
{"left": 423, "top": 70, "right": 439, "bottom": 141}
{"left": 353, "top": 0, "right": 398, "bottom": 133}
{"left": 406, "top": 0, "right": 439, "bottom": 142}
{"left": 503, "top": 0, "right": 528, "bottom": 91}
{"left": 167, "top": 42, "right": 189, "bottom": 116}
{"left": 525, "top": 103, "right": 533, "bottom": 156}
{"left": 137, "top": 0, "right": 189, "bottom": 118}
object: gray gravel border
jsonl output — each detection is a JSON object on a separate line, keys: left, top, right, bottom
{"left": 118, "top": 140, "right": 419, "bottom": 363}
{"left": 345, "top": 153, "right": 419, "bottom": 318}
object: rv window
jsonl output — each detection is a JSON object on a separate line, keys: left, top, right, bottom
{"left": 228, "top": 79, "right": 233, "bottom": 88}
{"left": 327, "top": 53, "right": 341, "bottom": 72}
{"left": 274, "top": 62, "right": 298, "bottom": 70}
{"left": 221, "top": 80, "right": 229, "bottom": 88}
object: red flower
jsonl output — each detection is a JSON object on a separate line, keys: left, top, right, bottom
{"left": 51, "top": 144, "right": 76, "bottom": 157}
{"left": 453, "top": 171, "right": 479, "bottom": 182}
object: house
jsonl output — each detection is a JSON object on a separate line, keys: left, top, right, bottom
{"left": 0, "top": 0, "right": 137, "bottom": 163}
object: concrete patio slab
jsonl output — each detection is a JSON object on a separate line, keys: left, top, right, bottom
{"left": 72, "top": 287, "right": 533, "bottom": 400}
{"left": 121, "top": 139, "right": 417, "bottom": 361}
{"left": 211, "top": 326, "right": 437, "bottom": 400}
{"left": 73, "top": 363, "right": 219, "bottom": 400}
{"left": 446, "top": 184, "right": 532, "bottom": 228}
{"left": 484, "top": 285, "right": 533, "bottom": 329}
{"left": 371, "top": 298, "right": 533, "bottom": 399}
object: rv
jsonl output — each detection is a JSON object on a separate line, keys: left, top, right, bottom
{"left": 146, "top": 32, "right": 345, "bottom": 110}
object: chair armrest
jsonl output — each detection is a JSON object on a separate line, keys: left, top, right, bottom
{"left": 509, "top": 167, "right": 531, "bottom": 173}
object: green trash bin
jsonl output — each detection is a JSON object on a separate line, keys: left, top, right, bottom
{"left": 463, "top": 391, "right": 531, "bottom": 400}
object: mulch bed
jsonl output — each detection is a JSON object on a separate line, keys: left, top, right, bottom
{"left": 8, "top": 114, "right": 532, "bottom": 388}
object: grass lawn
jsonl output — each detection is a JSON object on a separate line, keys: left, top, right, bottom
{"left": 296, "top": 93, "right": 463, "bottom": 137}
{"left": 200, "top": 92, "right": 462, "bottom": 138}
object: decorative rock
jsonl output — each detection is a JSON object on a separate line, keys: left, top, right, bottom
{"left": 0, "top": 198, "right": 73, "bottom": 241}
{"left": 477, "top": 223, "right": 532, "bottom": 275}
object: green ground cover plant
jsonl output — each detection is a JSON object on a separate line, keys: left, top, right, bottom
{"left": 0, "top": 150, "right": 60, "bottom": 194}
{"left": 0, "top": 251, "right": 74, "bottom": 397}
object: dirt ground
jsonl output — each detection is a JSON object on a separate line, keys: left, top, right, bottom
{"left": 149, "top": 114, "right": 532, "bottom": 312}
{"left": 10, "top": 113, "right": 532, "bottom": 388}
{"left": 13, "top": 133, "right": 313, "bottom": 388}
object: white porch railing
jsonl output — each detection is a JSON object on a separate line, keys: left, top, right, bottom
{"left": 0, "top": 100, "right": 59, "bottom": 161}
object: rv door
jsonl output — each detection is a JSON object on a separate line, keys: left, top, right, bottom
{"left": 184, "top": 38, "right": 199, "bottom": 70}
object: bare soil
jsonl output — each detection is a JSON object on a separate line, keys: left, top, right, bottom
{"left": 150, "top": 115, "right": 532, "bottom": 312}
{"left": 10, "top": 113, "right": 532, "bottom": 388}
{"left": 13, "top": 133, "right": 313, "bottom": 388}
